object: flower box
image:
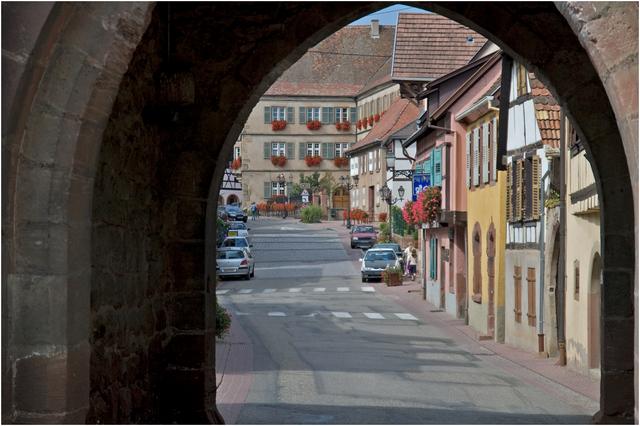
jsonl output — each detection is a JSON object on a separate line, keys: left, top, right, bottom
{"left": 271, "top": 155, "right": 287, "bottom": 167}
{"left": 272, "top": 120, "right": 287, "bottom": 131}
{"left": 374, "top": 113, "right": 380, "bottom": 122}
{"left": 368, "top": 115, "right": 374, "bottom": 126}
{"left": 334, "top": 157, "right": 349, "bottom": 167}
{"left": 304, "top": 155, "right": 322, "bottom": 167}
{"left": 335, "top": 121, "right": 351, "bottom": 131}
{"left": 306, "top": 120, "right": 321, "bottom": 130}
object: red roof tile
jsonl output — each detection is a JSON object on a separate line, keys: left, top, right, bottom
{"left": 530, "top": 72, "right": 561, "bottom": 148}
{"left": 265, "top": 25, "right": 395, "bottom": 97}
{"left": 346, "top": 98, "right": 420, "bottom": 154}
{"left": 392, "top": 13, "right": 487, "bottom": 81}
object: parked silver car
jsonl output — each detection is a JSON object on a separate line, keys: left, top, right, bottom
{"left": 360, "top": 248, "right": 399, "bottom": 282}
{"left": 220, "top": 236, "right": 252, "bottom": 254}
{"left": 216, "top": 247, "right": 255, "bottom": 280}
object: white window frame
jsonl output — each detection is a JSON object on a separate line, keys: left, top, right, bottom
{"left": 271, "top": 181, "right": 286, "bottom": 196}
{"left": 368, "top": 151, "right": 374, "bottom": 173}
{"left": 234, "top": 146, "right": 241, "bottom": 160}
{"left": 306, "top": 107, "right": 321, "bottom": 122}
{"left": 335, "top": 143, "right": 349, "bottom": 158}
{"left": 271, "top": 106, "right": 287, "bottom": 121}
{"left": 271, "top": 142, "right": 286, "bottom": 157}
{"left": 306, "top": 143, "right": 320, "bottom": 157}
{"left": 335, "top": 107, "right": 349, "bottom": 123}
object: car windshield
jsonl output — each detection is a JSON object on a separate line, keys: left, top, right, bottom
{"left": 223, "top": 238, "right": 248, "bottom": 247}
{"left": 226, "top": 207, "right": 241, "bottom": 213}
{"left": 216, "top": 250, "right": 245, "bottom": 259}
{"left": 229, "top": 223, "right": 246, "bottom": 230}
{"left": 377, "top": 244, "right": 400, "bottom": 251}
{"left": 355, "top": 226, "right": 374, "bottom": 233}
{"left": 365, "top": 251, "right": 396, "bottom": 261}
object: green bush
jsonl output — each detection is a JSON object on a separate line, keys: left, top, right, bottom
{"left": 379, "top": 222, "right": 389, "bottom": 233}
{"left": 301, "top": 204, "right": 323, "bottom": 223}
{"left": 216, "top": 302, "right": 231, "bottom": 339}
{"left": 391, "top": 205, "right": 406, "bottom": 236}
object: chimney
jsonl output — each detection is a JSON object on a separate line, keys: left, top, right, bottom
{"left": 370, "top": 19, "right": 380, "bottom": 39}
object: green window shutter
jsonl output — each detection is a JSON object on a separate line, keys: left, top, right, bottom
{"left": 299, "top": 107, "right": 306, "bottom": 123}
{"left": 264, "top": 106, "right": 272, "bottom": 124}
{"left": 349, "top": 107, "right": 356, "bottom": 123}
{"left": 425, "top": 155, "right": 433, "bottom": 186}
{"left": 433, "top": 147, "right": 442, "bottom": 186}
{"left": 329, "top": 107, "right": 335, "bottom": 124}
{"left": 264, "top": 142, "right": 271, "bottom": 159}
{"left": 264, "top": 181, "right": 271, "bottom": 199}
{"left": 321, "top": 107, "right": 331, "bottom": 124}
{"left": 287, "top": 107, "right": 294, "bottom": 123}
{"left": 286, "top": 142, "right": 294, "bottom": 159}
{"left": 326, "top": 143, "right": 335, "bottom": 160}
{"left": 321, "top": 143, "right": 328, "bottom": 159}
{"left": 299, "top": 142, "right": 306, "bottom": 159}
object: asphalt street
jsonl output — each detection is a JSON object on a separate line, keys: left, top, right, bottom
{"left": 216, "top": 218, "right": 597, "bottom": 424}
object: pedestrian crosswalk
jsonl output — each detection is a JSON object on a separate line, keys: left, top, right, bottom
{"left": 227, "top": 309, "right": 420, "bottom": 322}
{"left": 216, "top": 286, "right": 376, "bottom": 295}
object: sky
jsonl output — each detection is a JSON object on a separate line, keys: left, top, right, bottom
{"left": 349, "top": 4, "right": 429, "bottom": 26}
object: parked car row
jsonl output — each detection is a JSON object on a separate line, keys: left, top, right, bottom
{"left": 349, "top": 225, "right": 406, "bottom": 283}
{"left": 216, "top": 210, "right": 254, "bottom": 280}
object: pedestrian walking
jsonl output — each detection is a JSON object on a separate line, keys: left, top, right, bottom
{"left": 407, "top": 249, "right": 418, "bottom": 281}
{"left": 250, "top": 202, "right": 257, "bottom": 221}
{"left": 403, "top": 243, "right": 414, "bottom": 276}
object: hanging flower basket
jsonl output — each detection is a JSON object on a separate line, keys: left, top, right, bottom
{"left": 271, "top": 155, "right": 287, "bottom": 167}
{"left": 334, "top": 157, "right": 349, "bottom": 167}
{"left": 304, "top": 155, "right": 323, "bottom": 167}
{"left": 414, "top": 186, "right": 442, "bottom": 224}
{"left": 272, "top": 120, "right": 287, "bottom": 131}
{"left": 231, "top": 157, "right": 242, "bottom": 170}
{"left": 306, "top": 120, "right": 321, "bottom": 130}
{"left": 374, "top": 113, "right": 380, "bottom": 122}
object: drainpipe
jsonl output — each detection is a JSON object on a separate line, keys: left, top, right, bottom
{"left": 557, "top": 111, "right": 567, "bottom": 366}
{"left": 538, "top": 169, "right": 550, "bottom": 354}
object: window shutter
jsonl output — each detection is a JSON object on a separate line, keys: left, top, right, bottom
{"left": 466, "top": 132, "right": 471, "bottom": 188}
{"left": 299, "top": 142, "right": 306, "bottom": 160}
{"left": 506, "top": 162, "right": 513, "bottom": 222}
{"left": 425, "top": 155, "right": 433, "bottom": 186}
{"left": 321, "top": 107, "right": 330, "bottom": 124}
{"left": 349, "top": 107, "right": 356, "bottom": 123}
{"left": 327, "top": 143, "right": 335, "bottom": 160}
{"left": 514, "top": 265, "right": 522, "bottom": 323}
{"left": 527, "top": 267, "right": 537, "bottom": 327}
{"left": 524, "top": 157, "right": 533, "bottom": 220}
{"left": 264, "top": 142, "right": 271, "bottom": 159}
{"left": 473, "top": 129, "right": 479, "bottom": 186}
{"left": 264, "top": 181, "right": 271, "bottom": 199}
{"left": 286, "top": 142, "right": 294, "bottom": 159}
{"left": 482, "top": 123, "right": 489, "bottom": 183}
{"left": 264, "top": 106, "right": 272, "bottom": 124}
{"left": 491, "top": 118, "right": 498, "bottom": 181}
{"left": 287, "top": 107, "right": 294, "bottom": 123}
{"left": 321, "top": 143, "right": 329, "bottom": 159}
{"left": 433, "top": 147, "right": 442, "bottom": 186}
{"left": 515, "top": 159, "right": 523, "bottom": 221}
{"left": 299, "top": 107, "right": 306, "bottom": 123}
{"left": 531, "top": 155, "right": 541, "bottom": 220}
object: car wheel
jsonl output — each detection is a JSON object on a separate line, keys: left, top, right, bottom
{"left": 351, "top": 244, "right": 355, "bottom": 249}
{"left": 250, "top": 266, "right": 255, "bottom": 278}
{"left": 245, "top": 271, "right": 251, "bottom": 280}
{"left": 362, "top": 276, "right": 367, "bottom": 283}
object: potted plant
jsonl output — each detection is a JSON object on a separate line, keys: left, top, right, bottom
{"left": 382, "top": 265, "right": 403, "bottom": 286}
{"left": 356, "top": 119, "right": 362, "bottom": 130}
{"left": 304, "top": 155, "right": 322, "bottom": 167}
{"left": 306, "top": 120, "right": 321, "bottom": 130}
{"left": 368, "top": 115, "right": 374, "bottom": 127}
{"left": 271, "top": 155, "right": 287, "bottom": 167}
{"left": 374, "top": 113, "right": 380, "bottom": 122}
{"left": 271, "top": 120, "right": 287, "bottom": 131}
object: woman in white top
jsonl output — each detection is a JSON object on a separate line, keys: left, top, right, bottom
{"left": 407, "top": 249, "right": 418, "bottom": 281}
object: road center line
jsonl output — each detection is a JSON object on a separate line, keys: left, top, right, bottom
{"left": 238, "top": 289, "right": 253, "bottom": 294}
{"left": 337, "top": 287, "right": 350, "bottom": 292}
{"left": 313, "top": 288, "right": 326, "bottom": 292}
{"left": 288, "top": 288, "right": 301, "bottom": 293}
{"left": 361, "top": 286, "right": 375, "bottom": 292}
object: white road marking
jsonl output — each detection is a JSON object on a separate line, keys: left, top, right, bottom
{"left": 361, "top": 286, "right": 375, "bottom": 292}
{"left": 288, "top": 288, "right": 301, "bottom": 293}
{"left": 263, "top": 289, "right": 276, "bottom": 293}
{"left": 313, "top": 287, "right": 326, "bottom": 292}
{"left": 394, "top": 313, "right": 419, "bottom": 321}
{"left": 238, "top": 289, "right": 253, "bottom": 294}
{"left": 364, "top": 312, "right": 385, "bottom": 319}
{"left": 332, "top": 312, "right": 352, "bottom": 318}
{"left": 337, "top": 287, "right": 350, "bottom": 292}
{"left": 234, "top": 311, "right": 250, "bottom": 316}
{"left": 268, "top": 312, "right": 287, "bottom": 317}
{"left": 216, "top": 289, "right": 230, "bottom": 295}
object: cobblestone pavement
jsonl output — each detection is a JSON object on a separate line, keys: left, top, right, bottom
{"left": 215, "top": 217, "right": 598, "bottom": 424}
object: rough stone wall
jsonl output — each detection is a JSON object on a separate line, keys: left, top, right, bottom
{"left": 87, "top": 10, "right": 164, "bottom": 423}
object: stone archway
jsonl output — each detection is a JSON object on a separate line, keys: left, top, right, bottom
{"left": 226, "top": 194, "right": 239, "bottom": 206}
{"left": 2, "top": 2, "right": 636, "bottom": 424}
{"left": 589, "top": 253, "right": 602, "bottom": 370}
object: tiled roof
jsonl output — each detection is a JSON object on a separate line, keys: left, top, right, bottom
{"left": 346, "top": 98, "right": 420, "bottom": 154}
{"left": 392, "top": 13, "right": 487, "bottom": 81}
{"left": 529, "top": 72, "right": 561, "bottom": 148}
{"left": 265, "top": 25, "right": 395, "bottom": 97}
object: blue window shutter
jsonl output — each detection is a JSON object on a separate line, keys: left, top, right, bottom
{"left": 299, "top": 142, "right": 306, "bottom": 160}
{"left": 321, "top": 107, "right": 331, "bottom": 124}
{"left": 433, "top": 147, "right": 442, "bottom": 186}
{"left": 287, "top": 107, "right": 294, "bottom": 123}
{"left": 264, "top": 142, "right": 270, "bottom": 159}
{"left": 326, "top": 143, "right": 335, "bottom": 159}
{"left": 264, "top": 106, "right": 271, "bottom": 124}
{"left": 425, "top": 155, "right": 433, "bottom": 186}
{"left": 299, "top": 107, "right": 306, "bottom": 123}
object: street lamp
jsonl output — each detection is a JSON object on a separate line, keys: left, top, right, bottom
{"left": 339, "top": 174, "right": 359, "bottom": 228}
{"left": 379, "top": 183, "right": 405, "bottom": 237}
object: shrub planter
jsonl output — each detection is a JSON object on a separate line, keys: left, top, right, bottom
{"left": 382, "top": 267, "right": 403, "bottom": 286}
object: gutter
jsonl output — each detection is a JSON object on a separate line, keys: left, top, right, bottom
{"left": 538, "top": 169, "right": 551, "bottom": 354}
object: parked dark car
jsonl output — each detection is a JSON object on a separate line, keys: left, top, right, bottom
{"left": 372, "top": 243, "right": 404, "bottom": 269}
{"left": 350, "top": 225, "right": 377, "bottom": 249}
{"left": 224, "top": 205, "right": 247, "bottom": 222}
{"left": 360, "top": 248, "right": 399, "bottom": 282}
